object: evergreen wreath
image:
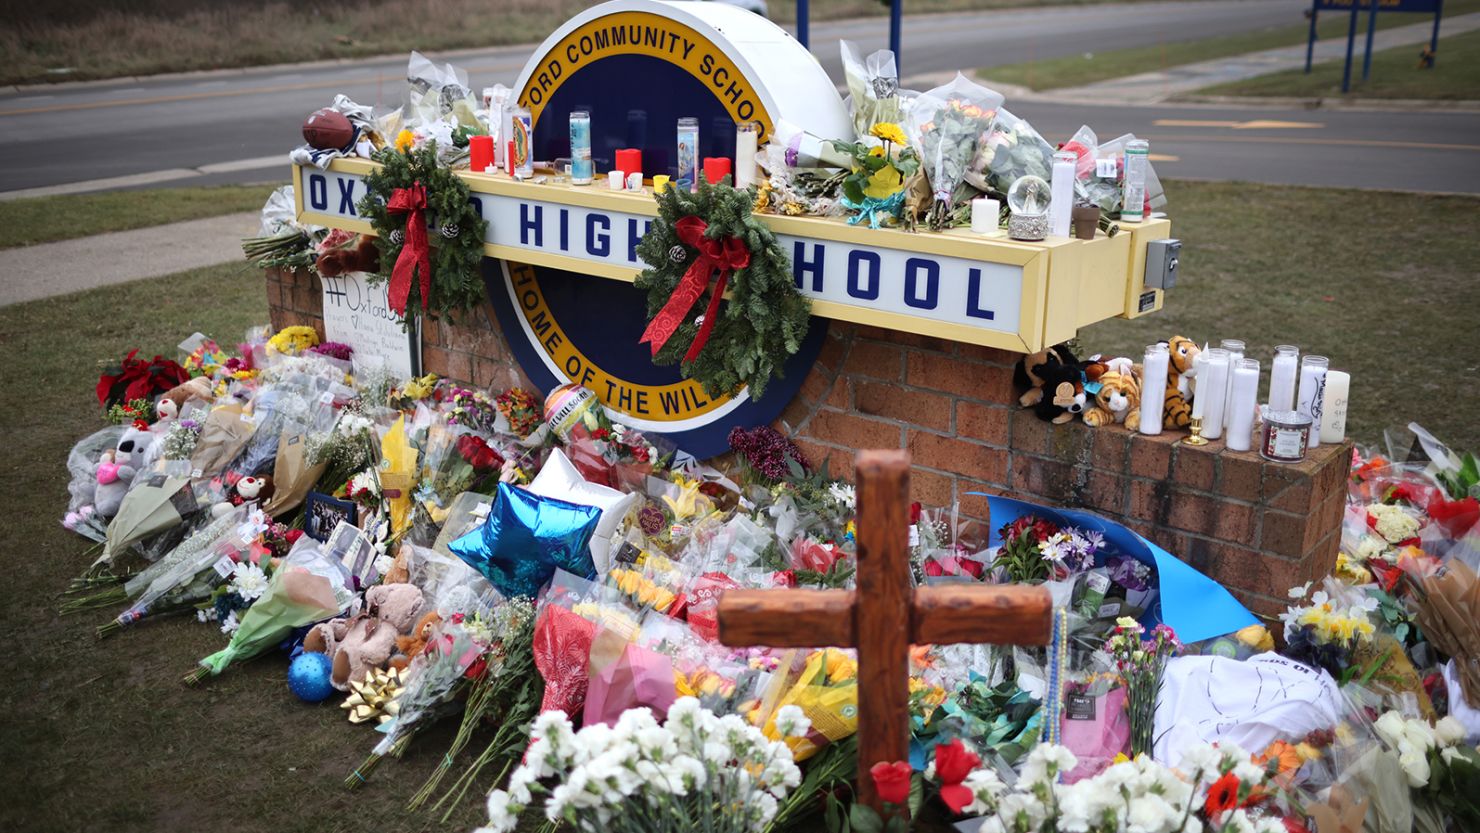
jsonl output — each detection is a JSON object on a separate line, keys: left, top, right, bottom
{"left": 635, "top": 178, "right": 811, "bottom": 400}
{"left": 357, "top": 142, "right": 487, "bottom": 320}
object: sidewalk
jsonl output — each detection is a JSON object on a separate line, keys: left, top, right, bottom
{"left": 2, "top": 211, "right": 257, "bottom": 306}
{"left": 1020, "top": 11, "right": 1480, "bottom": 105}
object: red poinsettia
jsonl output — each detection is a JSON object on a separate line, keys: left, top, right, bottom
{"left": 933, "top": 739, "right": 982, "bottom": 814}
{"left": 870, "top": 760, "right": 912, "bottom": 805}
{"left": 96, "top": 349, "right": 189, "bottom": 409}
{"left": 456, "top": 434, "right": 504, "bottom": 473}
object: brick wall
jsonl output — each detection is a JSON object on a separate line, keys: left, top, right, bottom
{"left": 269, "top": 266, "right": 1349, "bottom": 619}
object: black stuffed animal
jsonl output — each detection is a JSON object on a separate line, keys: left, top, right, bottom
{"left": 1013, "top": 344, "right": 1087, "bottom": 424}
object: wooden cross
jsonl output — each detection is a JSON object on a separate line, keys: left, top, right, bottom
{"left": 718, "top": 450, "right": 1052, "bottom": 813}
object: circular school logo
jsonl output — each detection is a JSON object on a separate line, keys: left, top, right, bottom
{"left": 491, "top": 1, "right": 845, "bottom": 457}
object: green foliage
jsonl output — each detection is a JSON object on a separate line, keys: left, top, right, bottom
{"left": 358, "top": 142, "right": 488, "bottom": 322}
{"left": 1437, "top": 452, "right": 1480, "bottom": 500}
{"left": 635, "top": 178, "right": 812, "bottom": 400}
{"left": 829, "top": 137, "right": 920, "bottom": 206}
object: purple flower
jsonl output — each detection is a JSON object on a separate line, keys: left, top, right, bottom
{"left": 309, "top": 341, "right": 354, "bottom": 361}
{"left": 728, "top": 426, "right": 809, "bottom": 482}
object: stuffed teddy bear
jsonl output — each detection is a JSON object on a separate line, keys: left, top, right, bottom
{"left": 93, "top": 424, "right": 156, "bottom": 519}
{"left": 303, "top": 583, "right": 425, "bottom": 690}
{"left": 1014, "top": 344, "right": 1079, "bottom": 408}
{"left": 159, "top": 376, "right": 214, "bottom": 417}
{"left": 1082, "top": 369, "right": 1142, "bottom": 431}
{"left": 1160, "top": 336, "right": 1201, "bottom": 429}
{"left": 393, "top": 611, "right": 443, "bottom": 670}
{"left": 210, "top": 474, "right": 274, "bottom": 518}
{"left": 1015, "top": 346, "right": 1087, "bottom": 424}
{"left": 316, "top": 235, "right": 381, "bottom": 277}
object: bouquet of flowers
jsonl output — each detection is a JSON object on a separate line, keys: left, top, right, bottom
{"left": 1104, "top": 617, "right": 1181, "bottom": 758}
{"left": 830, "top": 122, "right": 920, "bottom": 228}
{"left": 991, "top": 515, "right": 1061, "bottom": 583}
{"left": 965, "top": 106, "right": 1055, "bottom": 198}
{"left": 906, "top": 74, "right": 1003, "bottom": 229}
{"left": 476, "top": 698, "right": 807, "bottom": 833}
{"left": 936, "top": 740, "right": 1291, "bottom": 833}
{"left": 1279, "top": 579, "right": 1378, "bottom": 677}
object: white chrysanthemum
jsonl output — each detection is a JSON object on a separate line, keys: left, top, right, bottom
{"left": 634, "top": 726, "right": 676, "bottom": 760}
{"left": 1019, "top": 743, "right": 1078, "bottom": 786}
{"left": 219, "top": 610, "right": 240, "bottom": 636}
{"left": 506, "top": 767, "right": 535, "bottom": 804}
{"left": 827, "top": 482, "right": 856, "bottom": 509}
{"left": 669, "top": 754, "right": 707, "bottom": 795}
{"left": 229, "top": 562, "right": 269, "bottom": 602}
{"left": 484, "top": 790, "right": 519, "bottom": 832}
{"left": 755, "top": 792, "right": 780, "bottom": 825}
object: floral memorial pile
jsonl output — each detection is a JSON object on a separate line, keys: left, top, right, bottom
{"left": 59, "top": 323, "right": 1480, "bottom": 831}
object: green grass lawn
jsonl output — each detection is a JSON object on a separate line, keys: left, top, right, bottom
{"left": 978, "top": 0, "right": 1478, "bottom": 91}
{"left": 1200, "top": 28, "right": 1480, "bottom": 100}
{"left": 1085, "top": 180, "right": 1480, "bottom": 453}
{"left": 2, "top": 180, "right": 1478, "bottom": 832}
{"left": 0, "top": 184, "right": 277, "bottom": 249}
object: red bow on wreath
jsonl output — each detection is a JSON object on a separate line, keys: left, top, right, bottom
{"left": 386, "top": 182, "right": 431, "bottom": 317}
{"left": 639, "top": 215, "right": 750, "bottom": 363}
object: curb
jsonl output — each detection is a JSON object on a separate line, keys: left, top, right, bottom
{"left": 1173, "top": 94, "right": 1480, "bottom": 113}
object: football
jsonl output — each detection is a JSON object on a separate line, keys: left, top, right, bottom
{"left": 302, "top": 109, "right": 355, "bottom": 150}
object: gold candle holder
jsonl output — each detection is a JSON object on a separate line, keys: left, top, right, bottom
{"left": 1183, "top": 416, "right": 1210, "bottom": 446}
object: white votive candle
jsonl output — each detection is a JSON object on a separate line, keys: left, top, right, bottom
{"left": 1139, "top": 343, "right": 1169, "bottom": 436}
{"left": 1320, "top": 370, "right": 1350, "bottom": 444}
{"left": 1297, "top": 355, "right": 1329, "bottom": 447}
{"left": 971, "top": 198, "right": 1001, "bottom": 234}
{"left": 626, "top": 172, "right": 644, "bottom": 191}
{"left": 735, "top": 121, "right": 761, "bottom": 189}
{"left": 1227, "top": 358, "right": 1260, "bottom": 452}
{"left": 1268, "top": 345, "right": 1299, "bottom": 412}
{"left": 608, "top": 170, "right": 625, "bottom": 190}
{"left": 1200, "top": 348, "right": 1231, "bottom": 440}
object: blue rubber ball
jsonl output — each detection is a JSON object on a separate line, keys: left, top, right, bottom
{"left": 288, "top": 652, "right": 335, "bottom": 702}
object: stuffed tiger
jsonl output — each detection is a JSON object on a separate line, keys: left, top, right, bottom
{"left": 1161, "top": 335, "right": 1201, "bottom": 429}
{"left": 1083, "top": 368, "right": 1141, "bottom": 430}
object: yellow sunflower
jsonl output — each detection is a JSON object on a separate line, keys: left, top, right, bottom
{"left": 869, "top": 122, "right": 909, "bottom": 146}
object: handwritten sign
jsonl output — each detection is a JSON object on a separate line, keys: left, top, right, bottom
{"left": 319, "top": 271, "right": 421, "bottom": 379}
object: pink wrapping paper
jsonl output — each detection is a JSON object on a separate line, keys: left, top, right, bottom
{"left": 583, "top": 627, "right": 675, "bottom": 726}
{"left": 1061, "top": 687, "right": 1129, "bottom": 784}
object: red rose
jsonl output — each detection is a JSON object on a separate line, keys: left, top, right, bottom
{"left": 910, "top": 502, "right": 923, "bottom": 524}
{"left": 1203, "top": 773, "right": 1242, "bottom": 817}
{"left": 463, "top": 655, "right": 488, "bottom": 680}
{"left": 285, "top": 529, "right": 304, "bottom": 545}
{"left": 456, "top": 434, "right": 504, "bottom": 473}
{"left": 933, "top": 739, "right": 981, "bottom": 814}
{"left": 869, "top": 760, "right": 912, "bottom": 805}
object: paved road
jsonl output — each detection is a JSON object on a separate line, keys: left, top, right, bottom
{"left": 1, "top": 0, "right": 1477, "bottom": 195}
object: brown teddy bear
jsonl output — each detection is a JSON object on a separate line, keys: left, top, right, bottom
{"left": 316, "top": 234, "right": 381, "bottom": 277}
{"left": 303, "top": 583, "right": 424, "bottom": 690}
{"left": 392, "top": 611, "right": 443, "bottom": 670}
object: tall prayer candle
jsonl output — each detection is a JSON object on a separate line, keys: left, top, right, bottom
{"left": 1220, "top": 339, "right": 1245, "bottom": 431}
{"left": 676, "top": 117, "right": 699, "bottom": 192}
{"left": 1139, "top": 343, "right": 1169, "bottom": 436}
{"left": 1200, "top": 349, "right": 1231, "bottom": 440}
{"left": 1122, "top": 139, "right": 1149, "bottom": 222}
{"left": 1227, "top": 359, "right": 1260, "bottom": 452}
{"left": 1320, "top": 370, "right": 1350, "bottom": 444}
{"left": 1189, "top": 351, "right": 1210, "bottom": 421}
{"left": 1049, "top": 150, "right": 1075, "bottom": 237}
{"left": 511, "top": 107, "right": 533, "bottom": 178}
{"left": 735, "top": 121, "right": 761, "bottom": 189}
{"left": 1297, "top": 355, "right": 1329, "bottom": 448}
{"left": 569, "top": 111, "right": 593, "bottom": 185}
{"left": 1268, "top": 345, "right": 1299, "bottom": 412}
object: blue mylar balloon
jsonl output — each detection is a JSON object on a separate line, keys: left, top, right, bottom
{"left": 449, "top": 482, "right": 601, "bottom": 598}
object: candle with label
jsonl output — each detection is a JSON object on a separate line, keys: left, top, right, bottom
{"left": 735, "top": 121, "right": 761, "bottom": 188}
{"left": 511, "top": 107, "right": 533, "bottom": 178}
{"left": 1296, "top": 355, "right": 1329, "bottom": 448}
{"left": 569, "top": 110, "right": 593, "bottom": 185}
{"left": 1319, "top": 370, "right": 1350, "bottom": 443}
{"left": 1121, "top": 139, "right": 1149, "bottom": 222}
{"left": 676, "top": 117, "right": 699, "bottom": 192}
{"left": 1139, "top": 343, "right": 1170, "bottom": 436}
{"left": 1199, "top": 348, "right": 1231, "bottom": 440}
{"left": 1227, "top": 359, "right": 1260, "bottom": 452}
{"left": 1268, "top": 345, "right": 1299, "bottom": 412}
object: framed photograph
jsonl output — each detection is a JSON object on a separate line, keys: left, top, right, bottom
{"left": 304, "top": 491, "right": 356, "bottom": 543}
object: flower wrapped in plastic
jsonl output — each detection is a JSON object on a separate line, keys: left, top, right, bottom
{"left": 964, "top": 106, "right": 1055, "bottom": 197}
{"left": 185, "top": 535, "right": 352, "bottom": 684}
{"left": 755, "top": 648, "right": 860, "bottom": 762}
{"left": 906, "top": 74, "right": 1002, "bottom": 229}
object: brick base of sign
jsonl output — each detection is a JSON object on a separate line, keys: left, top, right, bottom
{"left": 267, "top": 266, "right": 1349, "bottom": 619}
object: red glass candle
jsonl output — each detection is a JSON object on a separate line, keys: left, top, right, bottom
{"left": 469, "top": 135, "right": 494, "bottom": 172}
{"left": 703, "top": 157, "right": 732, "bottom": 184}
{"left": 615, "top": 148, "right": 642, "bottom": 177}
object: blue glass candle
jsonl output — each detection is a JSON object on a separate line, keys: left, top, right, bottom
{"left": 569, "top": 110, "right": 593, "bottom": 185}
